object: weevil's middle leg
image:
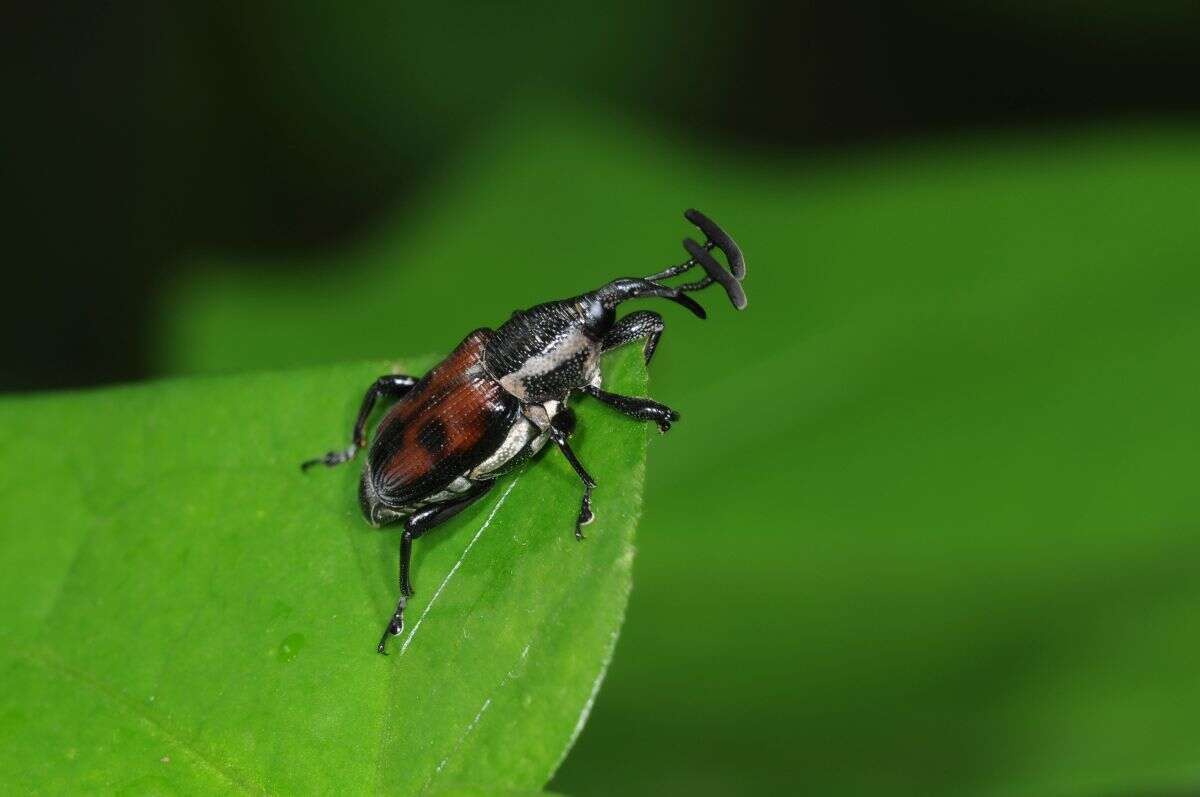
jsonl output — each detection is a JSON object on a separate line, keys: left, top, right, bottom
{"left": 581, "top": 384, "right": 679, "bottom": 433}
{"left": 302, "top": 374, "right": 417, "bottom": 471}
{"left": 548, "top": 411, "right": 596, "bottom": 540}
{"left": 602, "top": 310, "right": 665, "bottom": 364}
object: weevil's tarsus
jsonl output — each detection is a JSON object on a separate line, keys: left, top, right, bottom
{"left": 300, "top": 445, "right": 359, "bottom": 472}
{"left": 377, "top": 597, "right": 406, "bottom": 655}
{"left": 582, "top": 384, "right": 679, "bottom": 433}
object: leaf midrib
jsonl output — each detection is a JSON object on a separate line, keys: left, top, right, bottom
{"left": 372, "top": 476, "right": 521, "bottom": 791}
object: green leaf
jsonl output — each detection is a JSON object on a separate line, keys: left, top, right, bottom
{"left": 154, "top": 108, "right": 1200, "bottom": 796}
{"left": 0, "top": 346, "right": 648, "bottom": 793}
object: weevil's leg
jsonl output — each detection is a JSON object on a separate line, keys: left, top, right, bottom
{"left": 548, "top": 412, "right": 597, "bottom": 541}
{"left": 601, "top": 310, "right": 665, "bottom": 365}
{"left": 398, "top": 483, "right": 493, "bottom": 598}
{"left": 301, "top": 374, "right": 418, "bottom": 471}
{"left": 377, "top": 479, "right": 495, "bottom": 654}
{"left": 581, "top": 384, "right": 679, "bottom": 433}
{"left": 352, "top": 375, "right": 419, "bottom": 447}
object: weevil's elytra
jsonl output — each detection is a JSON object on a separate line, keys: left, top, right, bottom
{"left": 301, "top": 209, "right": 747, "bottom": 654}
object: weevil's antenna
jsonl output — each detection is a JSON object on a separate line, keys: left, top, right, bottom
{"left": 642, "top": 209, "right": 747, "bottom": 310}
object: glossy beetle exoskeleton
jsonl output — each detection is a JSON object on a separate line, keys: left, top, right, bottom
{"left": 302, "top": 209, "right": 747, "bottom": 653}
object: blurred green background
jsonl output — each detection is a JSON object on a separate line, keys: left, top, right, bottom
{"left": 9, "top": 3, "right": 1200, "bottom": 795}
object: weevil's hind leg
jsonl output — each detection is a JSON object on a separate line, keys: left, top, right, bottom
{"left": 602, "top": 310, "right": 665, "bottom": 365}
{"left": 547, "top": 410, "right": 597, "bottom": 541}
{"left": 377, "top": 479, "right": 496, "bottom": 655}
{"left": 301, "top": 374, "right": 418, "bottom": 471}
{"left": 581, "top": 384, "right": 680, "bottom": 433}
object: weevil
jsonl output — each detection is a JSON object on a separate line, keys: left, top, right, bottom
{"left": 302, "top": 209, "right": 747, "bottom": 653}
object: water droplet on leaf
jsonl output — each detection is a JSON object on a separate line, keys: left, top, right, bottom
{"left": 277, "top": 633, "right": 305, "bottom": 663}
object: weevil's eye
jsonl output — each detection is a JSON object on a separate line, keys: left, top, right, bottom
{"left": 580, "top": 296, "right": 614, "bottom": 335}
{"left": 551, "top": 406, "right": 577, "bottom": 437}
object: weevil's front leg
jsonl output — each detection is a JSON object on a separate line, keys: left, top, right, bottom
{"left": 602, "top": 310, "right": 665, "bottom": 364}
{"left": 547, "top": 409, "right": 596, "bottom": 541}
{"left": 377, "top": 479, "right": 495, "bottom": 655}
{"left": 581, "top": 384, "right": 679, "bottom": 433}
{"left": 302, "top": 374, "right": 418, "bottom": 471}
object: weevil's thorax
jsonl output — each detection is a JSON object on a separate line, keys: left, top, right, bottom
{"left": 484, "top": 294, "right": 613, "bottom": 404}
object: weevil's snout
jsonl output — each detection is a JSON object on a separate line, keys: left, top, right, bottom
{"left": 595, "top": 278, "right": 707, "bottom": 319}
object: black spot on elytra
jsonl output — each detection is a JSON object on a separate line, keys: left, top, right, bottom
{"left": 417, "top": 419, "right": 448, "bottom": 455}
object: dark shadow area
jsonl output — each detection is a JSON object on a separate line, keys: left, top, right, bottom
{"left": 6, "top": 1, "right": 1200, "bottom": 390}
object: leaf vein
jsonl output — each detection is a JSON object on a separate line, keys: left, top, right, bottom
{"left": 373, "top": 476, "right": 519, "bottom": 792}
{"left": 398, "top": 478, "right": 519, "bottom": 657}
{"left": 15, "top": 646, "right": 260, "bottom": 794}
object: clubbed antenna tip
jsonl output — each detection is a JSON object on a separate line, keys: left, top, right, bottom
{"left": 643, "top": 209, "right": 748, "bottom": 310}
